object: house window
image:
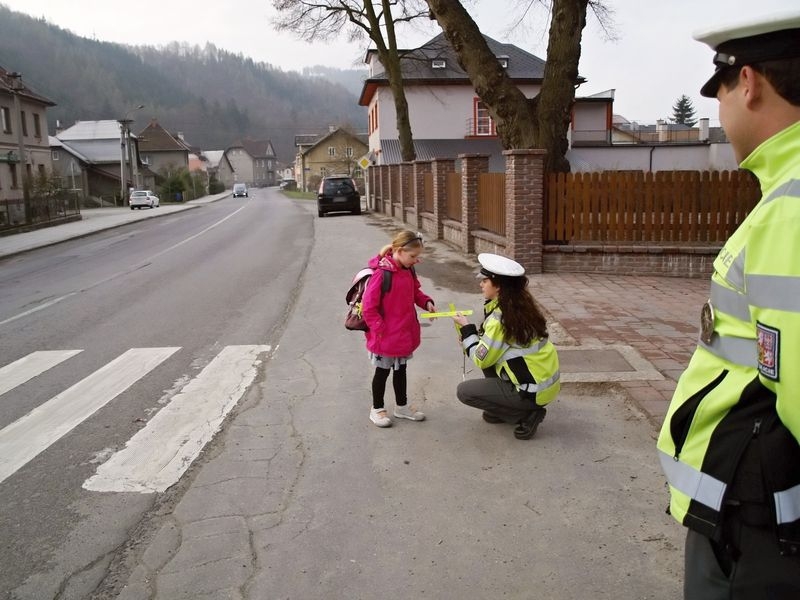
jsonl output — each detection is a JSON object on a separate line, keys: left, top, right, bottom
{"left": 52, "top": 150, "right": 60, "bottom": 161}
{"left": 474, "top": 99, "right": 495, "bottom": 136}
{"left": 498, "top": 56, "right": 509, "bottom": 68}
{"left": 2, "top": 106, "right": 11, "bottom": 133}
{"left": 37, "top": 164, "right": 46, "bottom": 177}
{"left": 268, "top": 160, "right": 272, "bottom": 168}
{"left": 346, "top": 146, "right": 353, "bottom": 157}
{"left": 33, "top": 113, "right": 41, "bottom": 138}
{"left": 321, "top": 167, "right": 328, "bottom": 177}
{"left": 432, "top": 59, "right": 446, "bottom": 69}
{"left": 328, "top": 147, "right": 336, "bottom": 157}
{"left": 10, "top": 164, "right": 18, "bottom": 189}
{"left": 20, "top": 111, "right": 27, "bottom": 136}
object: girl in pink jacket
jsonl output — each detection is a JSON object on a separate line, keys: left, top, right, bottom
{"left": 362, "top": 230, "right": 436, "bottom": 427}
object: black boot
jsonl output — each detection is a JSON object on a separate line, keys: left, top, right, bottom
{"left": 514, "top": 408, "right": 546, "bottom": 440}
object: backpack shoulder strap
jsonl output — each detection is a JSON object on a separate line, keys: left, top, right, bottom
{"left": 381, "top": 269, "right": 392, "bottom": 297}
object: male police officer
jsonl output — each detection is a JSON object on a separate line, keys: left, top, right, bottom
{"left": 656, "top": 11, "right": 800, "bottom": 599}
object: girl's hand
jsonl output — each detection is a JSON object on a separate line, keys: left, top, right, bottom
{"left": 452, "top": 312, "right": 469, "bottom": 327}
{"left": 426, "top": 301, "right": 436, "bottom": 322}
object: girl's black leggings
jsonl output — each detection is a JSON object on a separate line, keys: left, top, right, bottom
{"left": 371, "top": 365, "right": 407, "bottom": 410}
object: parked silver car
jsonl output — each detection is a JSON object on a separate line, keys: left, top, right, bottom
{"left": 129, "top": 190, "right": 160, "bottom": 210}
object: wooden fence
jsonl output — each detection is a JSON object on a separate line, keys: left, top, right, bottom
{"left": 545, "top": 170, "right": 760, "bottom": 244}
{"left": 446, "top": 172, "right": 461, "bottom": 220}
{"left": 478, "top": 172, "right": 506, "bottom": 235}
{"left": 423, "top": 172, "right": 434, "bottom": 213}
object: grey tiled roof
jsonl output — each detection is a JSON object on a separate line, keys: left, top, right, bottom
{"left": 369, "top": 33, "right": 547, "bottom": 83}
{"left": 379, "top": 138, "right": 506, "bottom": 171}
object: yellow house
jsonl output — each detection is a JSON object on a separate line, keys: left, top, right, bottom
{"left": 295, "top": 127, "right": 368, "bottom": 192}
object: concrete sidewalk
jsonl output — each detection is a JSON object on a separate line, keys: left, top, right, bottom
{"left": 0, "top": 192, "right": 229, "bottom": 260}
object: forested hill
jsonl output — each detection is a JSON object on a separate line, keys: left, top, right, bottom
{"left": 0, "top": 4, "right": 367, "bottom": 162}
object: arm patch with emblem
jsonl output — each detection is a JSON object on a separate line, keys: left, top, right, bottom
{"left": 475, "top": 344, "right": 489, "bottom": 361}
{"left": 757, "top": 321, "right": 780, "bottom": 381}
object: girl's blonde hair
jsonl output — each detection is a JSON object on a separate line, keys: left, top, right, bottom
{"left": 379, "top": 230, "right": 424, "bottom": 257}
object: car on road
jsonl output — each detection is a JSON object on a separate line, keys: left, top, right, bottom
{"left": 279, "top": 179, "right": 297, "bottom": 191}
{"left": 129, "top": 190, "right": 159, "bottom": 210}
{"left": 232, "top": 183, "right": 248, "bottom": 198}
{"left": 317, "top": 175, "right": 361, "bottom": 217}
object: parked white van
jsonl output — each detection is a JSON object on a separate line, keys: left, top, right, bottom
{"left": 232, "top": 183, "right": 248, "bottom": 198}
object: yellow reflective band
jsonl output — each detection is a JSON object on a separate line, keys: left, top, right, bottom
{"left": 419, "top": 310, "right": 473, "bottom": 318}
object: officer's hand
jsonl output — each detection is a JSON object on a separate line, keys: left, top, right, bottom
{"left": 452, "top": 312, "right": 469, "bottom": 327}
{"left": 426, "top": 302, "right": 436, "bottom": 322}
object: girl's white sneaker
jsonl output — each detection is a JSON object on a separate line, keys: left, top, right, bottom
{"left": 394, "top": 405, "right": 425, "bottom": 421}
{"left": 370, "top": 408, "right": 392, "bottom": 427}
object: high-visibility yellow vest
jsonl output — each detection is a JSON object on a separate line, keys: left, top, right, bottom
{"left": 460, "top": 298, "right": 560, "bottom": 406}
{"left": 657, "top": 120, "right": 800, "bottom": 552}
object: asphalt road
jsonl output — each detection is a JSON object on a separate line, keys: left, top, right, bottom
{"left": 0, "top": 191, "right": 684, "bottom": 599}
{"left": 0, "top": 188, "right": 312, "bottom": 598}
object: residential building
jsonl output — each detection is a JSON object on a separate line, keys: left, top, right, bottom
{"left": 221, "top": 139, "right": 277, "bottom": 188}
{"left": 359, "top": 33, "right": 610, "bottom": 170}
{"left": 137, "top": 119, "right": 190, "bottom": 176}
{"left": 293, "top": 126, "right": 368, "bottom": 192}
{"left": 0, "top": 66, "right": 56, "bottom": 225}
{"left": 54, "top": 119, "right": 151, "bottom": 205}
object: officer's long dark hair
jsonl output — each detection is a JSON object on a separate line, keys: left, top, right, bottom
{"left": 493, "top": 274, "right": 548, "bottom": 345}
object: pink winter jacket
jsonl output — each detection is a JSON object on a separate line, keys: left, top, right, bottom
{"left": 362, "top": 254, "right": 433, "bottom": 358}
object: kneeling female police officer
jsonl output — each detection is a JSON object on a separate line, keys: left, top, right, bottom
{"left": 452, "top": 254, "right": 560, "bottom": 439}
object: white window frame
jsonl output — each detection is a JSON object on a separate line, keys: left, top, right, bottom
{"left": 345, "top": 146, "right": 353, "bottom": 157}
{"left": 1, "top": 106, "right": 11, "bottom": 133}
{"left": 328, "top": 146, "right": 336, "bottom": 157}
{"left": 52, "top": 150, "right": 59, "bottom": 160}
{"left": 432, "top": 59, "right": 446, "bottom": 69}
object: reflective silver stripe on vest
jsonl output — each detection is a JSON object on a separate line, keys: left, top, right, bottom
{"left": 699, "top": 335, "right": 757, "bottom": 368}
{"left": 481, "top": 336, "right": 509, "bottom": 351}
{"left": 461, "top": 333, "right": 480, "bottom": 349}
{"left": 501, "top": 338, "right": 548, "bottom": 360}
{"left": 775, "top": 483, "right": 800, "bottom": 525}
{"left": 726, "top": 249, "right": 746, "bottom": 291}
{"left": 747, "top": 274, "right": 800, "bottom": 312}
{"left": 518, "top": 371, "right": 560, "bottom": 393}
{"left": 659, "top": 450, "right": 727, "bottom": 511}
{"left": 710, "top": 281, "right": 750, "bottom": 321}
{"left": 764, "top": 178, "right": 800, "bottom": 204}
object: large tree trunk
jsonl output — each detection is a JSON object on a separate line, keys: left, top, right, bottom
{"left": 537, "top": 0, "right": 588, "bottom": 173}
{"left": 425, "top": 0, "right": 537, "bottom": 149}
{"left": 426, "top": 0, "right": 590, "bottom": 173}
{"left": 381, "top": 49, "right": 417, "bottom": 162}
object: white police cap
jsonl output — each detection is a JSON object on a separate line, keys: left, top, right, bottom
{"left": 476, "top": 253, "right": 525, "bottom": 279}
{"left": 694, "top": 11, "right": 800, "bottom": 97}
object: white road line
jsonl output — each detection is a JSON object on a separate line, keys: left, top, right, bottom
{"left": 0, "top": 347, "right": 180, "bottom": 485}
{"left": 0, "top": 350, "right": 83, "bottom": 397}
{"left": 0, "top": 292, "right": 78, "bottom": 327}
{"left": 83, "top": 344, "right": 270, "bottom": 493}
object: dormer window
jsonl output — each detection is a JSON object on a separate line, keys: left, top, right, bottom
{"left": 498, "top": 56, "right": 509, "bottom": 68}
{"left": 432, "top": 59, "right": 446, "bottom": 69}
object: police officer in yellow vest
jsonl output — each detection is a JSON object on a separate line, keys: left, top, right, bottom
{"left": 656, "top": 12, "right": 800, "bottom": 598}
{"left": 452, "top": 254, "right": 559, "bottom": 440}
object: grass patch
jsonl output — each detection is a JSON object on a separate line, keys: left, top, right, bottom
{"left": 283, "top": 190, "right": 315, "bottom": 201}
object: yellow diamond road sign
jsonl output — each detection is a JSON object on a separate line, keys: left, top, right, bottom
{"left": 358, "top": 156, "right": 371, "bottom": 170}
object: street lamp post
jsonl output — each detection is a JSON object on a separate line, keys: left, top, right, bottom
{"left": 118, "top": 104, "right": 144, "bottom": 205}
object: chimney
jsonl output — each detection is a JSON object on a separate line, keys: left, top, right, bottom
{"left": 656, "top": 119, "right": 669, "bottom": 143}
{"left": 177, "top": 131, "right": 185, "bottom": 141}
{"left": 698, "top": 118, "right": 710, "bottom": 142}
{"left": 329, "top": 124, "right": 336, "bottom": 133}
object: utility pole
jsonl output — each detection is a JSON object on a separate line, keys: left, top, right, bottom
{"left": 8, "top": 72, "right": 30, "bottom": 223}
{"left": 118, "top": 104, "right": 144, "bottom": 204}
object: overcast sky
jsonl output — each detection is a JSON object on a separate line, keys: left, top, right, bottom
{"left": 3, "top": 0, "right": 796, "bottom": 124}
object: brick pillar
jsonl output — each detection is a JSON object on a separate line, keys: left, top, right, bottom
{"left": 431, "top": 158, "right": 455, "bottom": 241}
{"left": 503, "top": 149, "right": 546, "bottom": 274}
{"left": 412, "top": 160, "right": 431, "bottom": 231}
{"left": 379, "top": 165, "right": 389, "bottom": 213}
{"left": 459, "top": 153, "right": 489, "bottom": 254}
{"left": 366, "top": 166, "right": 375, "bottom": 210}
{"left": 399, "top": 162, "right": 413, "bottom": 226}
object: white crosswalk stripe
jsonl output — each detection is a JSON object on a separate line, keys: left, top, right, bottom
{"left": 83, "top": 344, "right": 270, "bottom": 493}
{"left": 0, "top": 350, "right": 83, "bottom": 397}
{"left": 0, "top": 347, "right": 180, "bottom": 485}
